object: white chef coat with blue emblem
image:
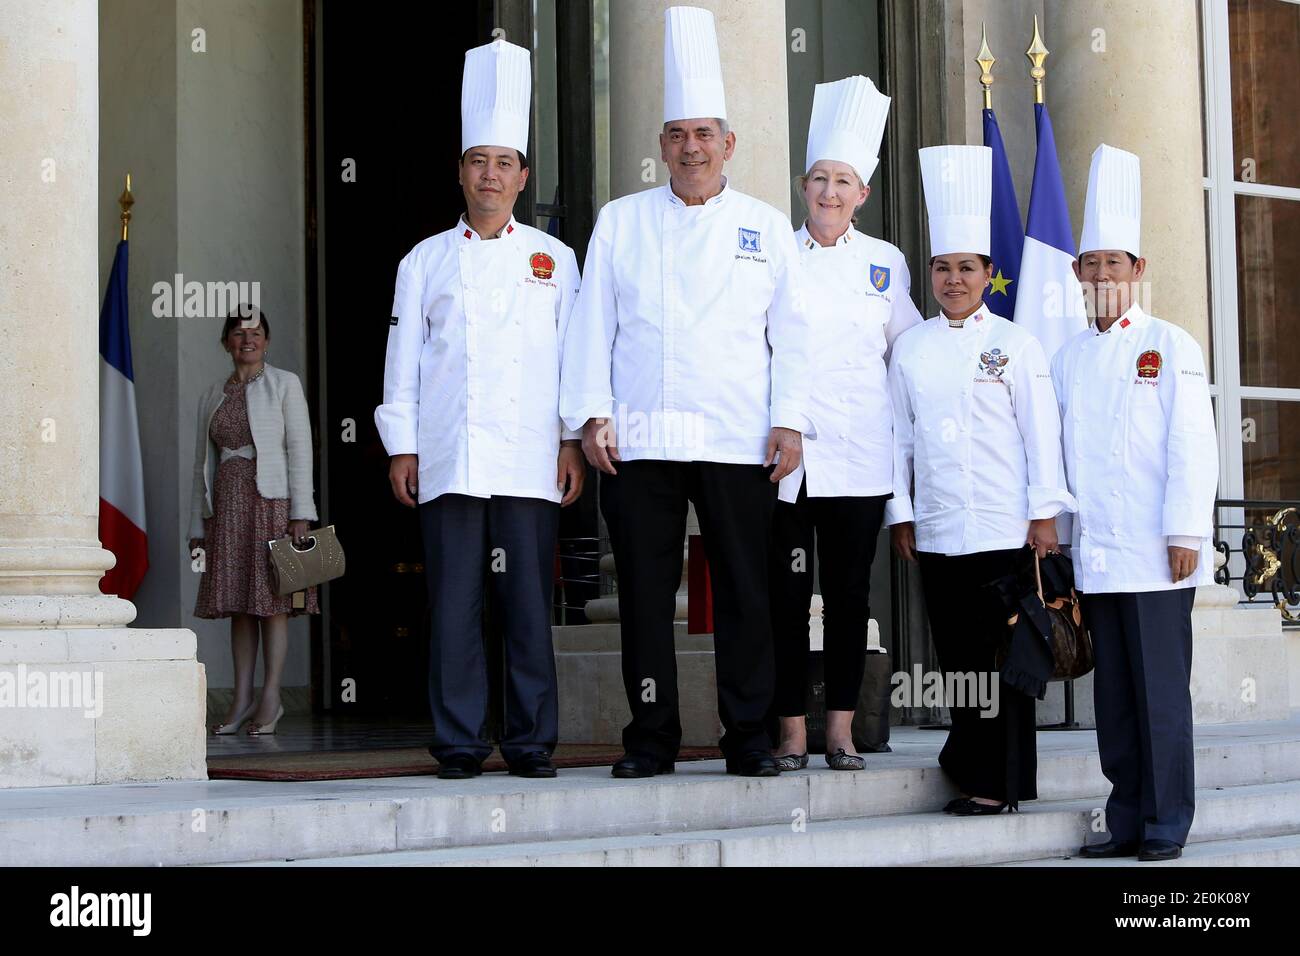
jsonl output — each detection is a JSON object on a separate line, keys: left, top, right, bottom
{"left": 777, "top": 223, "right": 922, "bottom": 503}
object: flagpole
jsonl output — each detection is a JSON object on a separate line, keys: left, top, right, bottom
{"left": 1026, "top": 15, "right": 1048, "bottom": 105}
{"left": 976, "top": 22, "right": 996, "bottom": 111}
{"left": 119, "top": 173, "right": 133, "bottom": 241}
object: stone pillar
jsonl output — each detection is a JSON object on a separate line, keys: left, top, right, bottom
{"left": 0, "top": 0, "right": 134, "bottom": 629}
{"left": 610, "top": 0, "right": 792, "bottom": 213}
{"left": 1044, "top": 0, "right": 1210, "bottom": 355}
{"left": 0, "top": 0, "right": 205, "bottom": 787}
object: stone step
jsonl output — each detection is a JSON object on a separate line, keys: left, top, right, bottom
{"left": 5, "top": 719, "right": 1299, "bottom": 867}
{"left": 226, "top": 778, "right": 1300, "bottom": 867}
{"left": 999, "top": 833, "right": 1300, "bottom": 867}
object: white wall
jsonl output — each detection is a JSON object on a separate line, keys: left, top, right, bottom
{"left": 100, "top": 0, "right": 310, "bottom": 692}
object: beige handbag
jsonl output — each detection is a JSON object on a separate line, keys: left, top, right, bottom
{"left": 267, "top": 524, "right": 345, "bottom": 602}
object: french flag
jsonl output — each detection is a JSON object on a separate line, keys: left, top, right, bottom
{"left": 1012, "top": 103, "right": 1087, "bottom": 359}
{"left": 99, "top": 240, "right": 149, "bottom": 600}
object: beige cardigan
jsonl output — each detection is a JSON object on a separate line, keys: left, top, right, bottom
{"left": 188, "top": 363, "right": 318, "bottom": 539}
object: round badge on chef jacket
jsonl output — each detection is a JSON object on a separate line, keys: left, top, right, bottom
{"left": 530, "top": 252, "right": 555, "bottom": 280}
{"left": 1136, "top": 349, "right": 1162, "bottom": 379}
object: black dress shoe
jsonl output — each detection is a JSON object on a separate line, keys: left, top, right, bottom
{"left": 947, "top": 797, "right": 1009, "bottom": 816}
{"left": 611, "top": 752, "right": 675, "bottom": 778}
{"left": 1078, "top": 839, "right": 1139, "bottom": 858}
{"left": 942, "top": 797, "right": 968, "bottom": 814}
{"left": 1138, "top": 839, "right": 1183, "bottom": 861}
{"left": 436, "top": 754, "right": 483, "bottom": 779}
{"left": 508, "top": 752, "right": 558, "bottom": 778}
{"left": 725, "top": 751, "right": 781, "bottom": 777}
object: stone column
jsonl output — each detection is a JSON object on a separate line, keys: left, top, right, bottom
{"left": 0, "top": 0, "right": 205, "bottom": 787}
{"left": 610, "top": 0, "right": 792, "bottom": 213}
{"left": 0, "top": 0, "right": 134, "bottom": 629}
{"left": 1044, "top": 0, "right": 1210, "bottom": 355}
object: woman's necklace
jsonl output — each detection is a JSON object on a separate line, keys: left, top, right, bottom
{"left": 229, "top": 365, "right": 265, "bottom": 386}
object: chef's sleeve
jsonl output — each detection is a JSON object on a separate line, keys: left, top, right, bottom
{"left": 883, "top": 256, "right": 924, "bottom": 364}
{"left": 374, "top": 253, "right": 424, "bottom": 456}
{"left": 766, "top": 225, "right": 816, "bottom": 438}
{"left": 883, "top": 355, "right": 915, "bottom": 526}
{"left": 1161, "top": 331, "right": 1218, "bottom": 539}
{"left": 559, "top": 208, "right": 618, "bottom": 432}
{"left": 1011, "top": 335, "right": 1077, "bottom": 520}
{"left": 555, "top": 244, "right": 583, "bottom": 441}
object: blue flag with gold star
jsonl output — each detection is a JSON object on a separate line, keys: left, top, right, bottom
{"left": 982, "top": 107, "right": 1023, "bottom": 319}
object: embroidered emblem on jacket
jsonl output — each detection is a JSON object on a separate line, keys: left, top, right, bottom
{"left": 1136, "top": 349, "right": 1162, "bottom": 379}
{"left": 979, "top": 348, "right": 1010, "bottom": 378}
{"left": 870, "top": 264, "right": 891, "bottom": 292}
{"left": 530, "top": 252, "right": 555, "bottom": 280}
{"left": 738, "top": 228, "right": 761, "bottom": 253}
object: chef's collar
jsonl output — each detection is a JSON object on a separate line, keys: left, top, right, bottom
{"left": 937, "top": 302, "right": 991, "bottom": 332}
{"left": 666, "top": 176, "right": 729, "bottom": 208}
{"left": 797, "top": 222, "right": 853, "bottom": 250}
{"left": 1094, "top": 301, "right": 1148, "bottom": 335}
{"left": 458, "top": 214, "right": 519, "bottom": 242}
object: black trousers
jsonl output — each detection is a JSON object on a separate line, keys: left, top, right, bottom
{"left": 600, "top": 459, "right": 778, "bottom": 760}
{"left": 1081, "top": 588, "right": 1196, "bottom": 845}
{"left": 917, "top": 547, "right": 1038, "bottom": 804}
{"left": 769, "top": 479, "right": 888, "bottom": 715}
{"left": 419, "top": 493, "right": 560, "bottom": 763}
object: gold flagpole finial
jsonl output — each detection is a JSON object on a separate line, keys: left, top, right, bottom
{"left": 1026, "top": 15, "right": 1049, "bottom": 105}
{"left": 119, "top": 173, "right": 134, "bottom": 241}
{"left": 976, "top": 23, "right": 996, "bottom": 111}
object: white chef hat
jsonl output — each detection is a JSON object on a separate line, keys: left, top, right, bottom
{"left": 461, "top": 38, "right": 531, "bottom": 156}
{"left": 805, "top": 75, "right": 891, "bottom": 184}
{"left": 1078, "top": 144, "right": 1141, "bottom": 258}
{"left": 919, "top": 144, "right": 992, "bottom": 257}
{"left": 664, "top": 6, "right": 727, "bottom": 124}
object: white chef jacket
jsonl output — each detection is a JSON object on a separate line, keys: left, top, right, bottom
{"left": 885, "top": 304, "right": 1076, "bottom": 555}
{"left": 1050, "top": 303, "right": 1218, "bottom": 593}
{"left": 559, "top": 181, "right": 813, "bottom": 463}
{"left": 374, "top": 215, "right": 581, "bottom": 504}
{"left": 778, "top": 224, "right": 923, "bottom": 503}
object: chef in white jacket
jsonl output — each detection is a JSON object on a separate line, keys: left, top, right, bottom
{"left": 559, "top": 6, "right": 812, "bottom": 779}
{"left": 1054, "top": 145, "right": 1218, "bottom": 862}
{"left": 887, "top": 145, "right": 1075, "bottom": 814}
{"left": 375, "top": 39, "right": 584, "bottom": 781}
{"left": 769, "top": 75, "right": 922, "bottom": 773}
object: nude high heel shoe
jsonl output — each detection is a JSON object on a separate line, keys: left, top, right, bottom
{"left": 246, "top": 704, "right": 285, "bottom": 736}
{"left": 212, "top": 700, "right": 257, "bottom": 736}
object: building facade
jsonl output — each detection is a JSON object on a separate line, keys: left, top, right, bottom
{"left": 1, "top": 0, "right": 1296, "bottom": 785}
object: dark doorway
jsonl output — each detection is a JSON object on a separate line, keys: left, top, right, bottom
{"left": 310, "top": 0, "right": 598, "bottom": 722}
{"left": 314, "top": 0, "right": 487, "bottom": 717}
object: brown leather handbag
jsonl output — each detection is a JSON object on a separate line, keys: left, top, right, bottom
{"left": 1034, "top": 554, "right": 1094, "bottom": 681}
{"left": 267, "top": 524, "right": 346, "bottom": 598}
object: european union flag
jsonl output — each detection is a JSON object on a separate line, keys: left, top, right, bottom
{"left": 983, "top": 107, "right": 1023, "bottom": 319}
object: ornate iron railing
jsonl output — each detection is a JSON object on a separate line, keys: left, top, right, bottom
{"left": 1213, "top": 498, "right": 1300, "bottom": 623}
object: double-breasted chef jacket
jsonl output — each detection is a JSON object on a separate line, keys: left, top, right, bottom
{"left": 777, "top": 224, "right": 923, "bottom": 503}
{"left": 885, "top": 304, "right": 1076, "bottom": 555}
{"left": 375, "top": 215, "right": 581, "bottom": 504}
{"left": 558, "top": 181, "right": 813, "bottom": 456}
{"left": 1050, "top": 303, "right": 1218, "bottom": 593}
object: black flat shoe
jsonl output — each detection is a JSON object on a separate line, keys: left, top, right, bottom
{"left": 772, "top": 752, "right": 809, "bottom": 772}
{"left": 1078, "top": 839, "right": 1139, "bottom": 859}
{"left": 1138, "top": 839, "right": 1183, "bottom": 861}
{"left": 611, "top": 752, "right": 675, "bottom": 778}
{"left": 436, "top": 754, "right": 483, "bottom": 779}
{"left": 508, "top": 752, "right": 558, "bottom": 778}
{"left": 947, "top": 797, "right": 1009, "bottom": 816}
{"left": 825, "top": 748, "right": 865, "bottom": 771}
{"left": 725, "top": 751, "right": 781, "bottom": 777}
